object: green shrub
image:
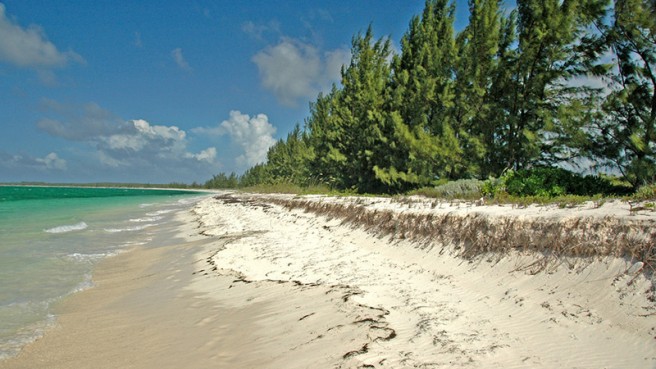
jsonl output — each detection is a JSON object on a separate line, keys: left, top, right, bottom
{"left": 633, "top": 184, "right": 656, "bottom": 200}
{"left": 481, "top": 177, "right": 501, "bottom": 197}
{"left": 410, "top": 179, "right": 484, "bottom": 199}
{"left": 483, "top": 167, "right": 620, "bottom": 198}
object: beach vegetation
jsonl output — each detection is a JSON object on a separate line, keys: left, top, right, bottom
{"left": 204, "top": 172, "right": 240, "bottom": 189}
{"left": 482, "top": 167, "right": 630, "bottom": 198}
{"left": 409, "top": 179, "right": 485, "bottom": 200}
{"left": 267, "top": 195, "right": 656, "bottom": 271}
{"left": 632, "top": 184, "right": 656, "bottom": 201}
{"left": 205, "top": 0, "right": 655, "bottom": 199}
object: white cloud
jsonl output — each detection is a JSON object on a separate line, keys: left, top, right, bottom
{"left": 0, "top": 3, "right": 83, "bottom": 68}
{"left": 0, "top": 151, "right": 67, "bottom": 171}
{"left": 37, "top": 100, "right": 217, "bottom": 171}
{"left": 194, "top": 110, "right": 276, "bottom": 167}
{"left": 98, "top": 119, "right": 199, "bottom": 165}
{"left": 103, "top": 133, "right": 145, "bottom": 151}
{"left": 185, "top": 147, "right": 217, "bottom": 163}
{"left": 242, "top": 20, "right": 281, "bottom": 41}
{"left": 566, "top": 75, "right": 609, "bottom": 90}
{"left": 171, "top": 48, "right": 191, "bottom": 71}
{"left": 133, "top": 118, "right": 186, "bottom": 141}
{"left": 252, "top": 38, "right": 350, "bottom": 106}
{"left": 325, "top": 48, "right": 351, "bottom": 81}
{"left": 36, "top": 152, "right": 67, "bottom": 170}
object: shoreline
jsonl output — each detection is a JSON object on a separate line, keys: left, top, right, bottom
{"left": 0, "top": 203, "right": 231, "bottom": 369}
{"left": 2, "top": 193, "right": 655, "bottom": 368}
{"left": 0, "top": 195, "right": 382, "bottom": 368}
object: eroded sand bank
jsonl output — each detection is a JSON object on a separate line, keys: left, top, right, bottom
{"left": 191, "top": 193, "right": 656, "bottom": 368}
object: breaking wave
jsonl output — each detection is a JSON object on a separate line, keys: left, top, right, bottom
{"left": 44, "top": 222, "right": 88, "bottom": 234}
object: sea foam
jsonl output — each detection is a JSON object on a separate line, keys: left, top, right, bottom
{"left": 44, "top": 222, "right": 88, "bottom": 234}
{"left": 103, "top": 224, "right": 154, "bottom": 233}
{"left": 146, "top": 209, "right": 174, "bottom": 216}
{"left": 129, "top": 215, "right": 163, "bottom": 223}
{"left": 66, "top": 252, "right": 117, "bottom": 263}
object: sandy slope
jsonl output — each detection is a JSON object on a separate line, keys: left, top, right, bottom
{"left": 191, "top": 193, "right": 656, "bottom": 369}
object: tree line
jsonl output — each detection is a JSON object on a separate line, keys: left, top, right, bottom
{"left": 208, "top": 0, "right": 655, "bottom": 194}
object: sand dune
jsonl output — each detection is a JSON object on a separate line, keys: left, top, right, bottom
{"left": 191, "top": 193, "right": 656, "bottom": 368}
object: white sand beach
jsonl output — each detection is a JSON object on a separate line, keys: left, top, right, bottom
{"left": 2, "top": 192, "right": 655, "bottom": 368}
{"left": 190, "top": 193, "right": 656, "bottom": 368}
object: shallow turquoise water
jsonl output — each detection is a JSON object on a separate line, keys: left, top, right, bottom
{"left": 0, "top": 186, "right": 204, "bottom": 359}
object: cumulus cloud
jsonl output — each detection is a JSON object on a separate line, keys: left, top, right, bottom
{"left": 171, "top": 48, "right": 191, "bottom": 71}
{"left": 0, "top": 3, "right": 83, "bottom": 68}
{"left": 97, "top": 119, "right": 214, "bottom": 166}
{"left": 325, "top": 48, "right": 351, "bottom": 81}
{"left": 252, "top": 38, "right": 350, "bottom": 106}
{"left": 185, "top": 147, "right": 217, "bottom": 162}
{"left": 36, "top": 152, "right": 67, "bottom": 170}
{"left": 194, "top": 110, "right": 276, "bottom": 167}
{"left": 37, "top": 100, "right": 217, "bottom": 171}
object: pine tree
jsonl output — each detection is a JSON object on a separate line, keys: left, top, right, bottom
{"left": 266, "top": 124, "right": 314, "bottom": 186}
{"left": 481, "top": 10, "right": 519, "bottom": 175}
{"left": 491, "top": 0, "right": 607, "bottom": 172}
{"left": 235, "top": 0, "right": 653, "bottom": 192}
{"left": 599, "top": 0, "right": 656, "bottom": 187}
{"left": 454, "top": 0, "right": 503, "bottom": 177}
{"left": 306, "top": 87, "right": 345, "bottom": 189}
{"left": 545, "top": 0, "right": 655, "bottom": 187}
{"left": 382, "top": 0, "right": 462, "bottom": 188}
{"left": 240, "top": 164, "right": 269, "bottom": 187}
{"left": 309, "top": 26, "right": 394, "bottom": 193}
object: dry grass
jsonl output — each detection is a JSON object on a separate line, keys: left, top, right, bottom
{"left": 259, "top": 197, "right": 656, "bottom": 274}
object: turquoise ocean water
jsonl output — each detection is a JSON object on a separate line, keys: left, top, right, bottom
{"left": 0, "top": 186, "right": 205, "bottom": 359}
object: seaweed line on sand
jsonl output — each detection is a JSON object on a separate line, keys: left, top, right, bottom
{"left": 214, "top": 193, "right": 655, "bottom": 291}
{"left": 192, "top": 210, "right": 396, "bottom": 366}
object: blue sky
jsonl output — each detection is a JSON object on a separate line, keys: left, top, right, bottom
{"left": 0, "top": 0, "right": 474, "bottom": 184}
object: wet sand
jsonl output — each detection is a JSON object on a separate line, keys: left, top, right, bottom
{"left": 0, "top": 220, "right": 241, "bottom": 369}
{"left": 0, "top": 200, "right": 378, "bottom": 369}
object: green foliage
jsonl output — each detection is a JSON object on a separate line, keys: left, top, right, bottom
{"left": 204, "top": 172, "right": 240, "bottom": 189}
{"left": 306, "top": 26, "right": 395, "bottom": 193}
{"left": 216, "top": 0, "right": 655, "bottom": 195}
{"left": 265, "top": 125, "right": 314, "bottom": 186}
{"left": 409, "top": 179, "right": 485, "bottom": 199}
{"left": 239, "top": 164, "right": 268, "bottom": 188}
{"left": 497, "top": 0, "right": 610, "bottom": 172}
{"left": 483, "top": 167, "right": 622, "bottom": 198}
{"left": 602, "top": 0, "right": 655, "bottom": 188}
{"left": 561, "top": 0, "right": 656, "bottom": 189}
{"left": 453, "top": 0, "right": 503, "bottom": 177}
{"left": 480, "top": 178, "right": 498, "bottom": 198}
{"left": 385, "top": 0, "right": 464, "bottom": 185}
{"left": 633, "top": 184, "right": 656, "bottom": 201}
